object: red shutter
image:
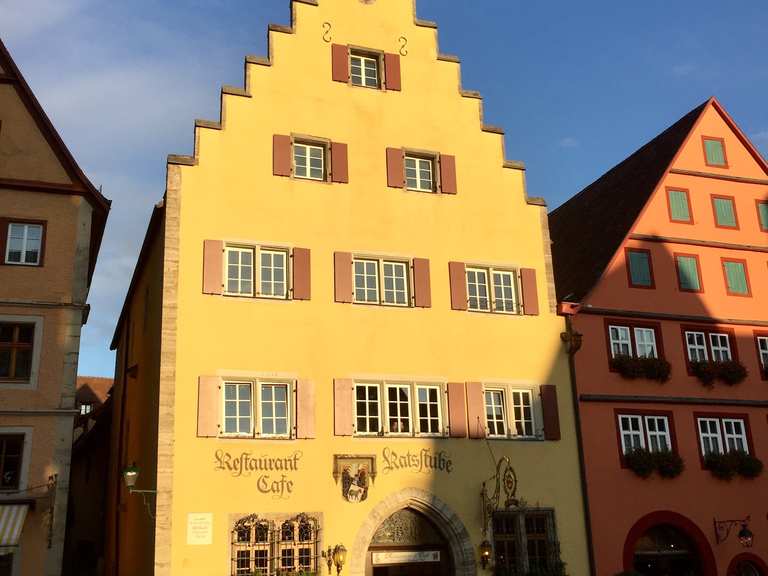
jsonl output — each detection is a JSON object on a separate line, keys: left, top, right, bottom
{"left": 296, "top": 379, "right": 316, "bottom": 439}
{"left": 331, "top": 142, "right": 349, "bottom": 183}
{"left": 386, "top": 148, "right": 405, "bottom": 188}
{"left": 520, "top": 268, "right": 539, "bottom": 315}
{"left": 0, "top": 218, "right": 8, "bottom": 264}
{"left": 384, "top": 53, "right": 401, "bottom": 91}
{"left": 203, "top": 240, "right": 223, "bottom": 295}
{"left": 439, "top": 154, "right": 457, "bottom": 195}
{"left": 448, "top": 262, "right": 467, "bottom": 310}
{"left": 331, "top": 44, "right": 349, "bottom": 83}
{"left": 197, "top": 376, "right": 221, "bottom": 437}
{"left": 334, "top": 252, "right": 353, "bottom": 303}
{"left": 273, "top": 134, "right": 292, "bottom": 177}
{"left": 466, "top": 382, "right": 486, "bottom": 439}
{"left": 333, "top": 378, "right": 353, "bottom": 436}
{"left": 447, "top": 382, "right": 467, "bottom": 438}
{"left": 412, "top": 258, "right": 431, "bottom": 308}
{"left": 540, "top": 385, "right": 561, "bottom": 441}
{"left": 292, "top": 248, "right": 311, "bottom": 300}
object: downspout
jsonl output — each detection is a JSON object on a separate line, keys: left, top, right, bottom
{"left": 113, "top": 316, "right": 131, "bottom": 575}
{"left": 560, "top": 306, "right": 596, "bottom": 576}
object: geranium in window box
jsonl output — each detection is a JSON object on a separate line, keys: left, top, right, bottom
{"left": 704, "top": 452, "right": 739, "bottom": 480}
{"left": 691, "top": 360, "right": 747, "bottom": 386}
{"left": 610, "top": 356, "right": 671, "bottom": 383}
{"left": 735, "top": 452, "right": 764, "bottom": 478}
{"left": 624, "top": 448, "right": 656, "bottom": 478}
{"left": 655, "top": 450, "right": 685, "bottom": 479}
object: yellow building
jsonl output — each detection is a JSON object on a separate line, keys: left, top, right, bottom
{"left": 0, "top": 40, "right": 110, "bottom": 576}
{"left": 106, "top": 1, "right": 589, "bottom": 574}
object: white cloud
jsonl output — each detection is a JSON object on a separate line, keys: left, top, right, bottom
{"left": 558, "top": 137, "right": 580, "bottom": 149}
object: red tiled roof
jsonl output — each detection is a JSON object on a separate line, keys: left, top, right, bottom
{"left": 76, "top": 376, "right": 113, "bottom": 405}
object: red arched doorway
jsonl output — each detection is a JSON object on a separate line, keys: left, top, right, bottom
{"left": 728, "top": 553, "right": 768, "bottom": 576}
{"left": 623, "top": 511, "right": 717, "bottom": 576}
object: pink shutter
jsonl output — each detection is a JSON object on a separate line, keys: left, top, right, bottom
{"left": 197, "top": 376, "right": 221, "bottom": 437}
{"left": 412, "top": 258, "right": 431, "bottom": 308}
{"left": 296, "top": 379, "right": 316, "bottom": 439}
{"left": 203, "top": 240, "right": 223, "bottom": 295}
{"left": 384, "top": 53, "right": 401, "bottom": 91}
{"left": 331, "top": 44, "right": 349, "bottom": 83}
{"left": 331, "top": 142, "right": 349, "bottom": 183}
{"left": 540, "top": 385, "right": 561, "bottom": 440}
{"left": 334, "top": 378, "right": 353, "bottom": 436}
{"left": 520, "top": 268, "right": 539, "bottom": 315}
{"left": 273, "top": 134, "right": 292, "bottom": 177}
{"left": 447, "top": 382, "right": 467, "bottom": 438}
{"left": 466, "top": 382, "right": 486, "bottom": 439}
{"left": 292, "top": 248, "right": 311, "bottom": 300}
{"left": 334, "top": 252, "right": 353, "bottom": 303}
{"left": 386, "top": 148, "right": 405, "bottom": 188}
{"left": 439, "top": 154, "right": 457, "bottom": 195}
{"left": 448, "top": 262, "right": 467, "bottom": 310}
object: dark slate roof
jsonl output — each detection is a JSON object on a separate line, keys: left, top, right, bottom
{"left": 548, "top": 101, "right": 708, "bottom": 303}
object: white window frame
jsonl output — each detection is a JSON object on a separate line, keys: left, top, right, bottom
{"left": 618, "top": 415, "right": 645, "bottom": 454}
{"left": 697, "top": 418, "right": 724, "bottom": 456}
{"left": 722, "top": 418, "right": 749, "bottom": 454}
{"left": 224, "top": 246, "right": 255, "bottom": 297}
{"left": 758, "top": 336, "right": 768, "bottom": 371}
{"left": 385, "top": 384, "right": 412, "bottom": 435}
{"left": 466, "top": 267, "right": 491, "bottom": 312}
{"left": 484, "top": 388, "right": 507, "bottom": 438}
{"left": 222, "top": 381, "right": 254, "bottom": 437}
{"left": 259, "top": 381, "right": 291, "bottom": 438}
{"left": 293, "top": 142, "right": 326, "bottom": 181}
{"left": 415, "top": 384, "right": 442, "bottom": 437}
{"left": 381, "top": 261, "right": 409, "bottom": 307}
{"left": 644, "top": 416, "right": 671, "bottom": 453}
{"left": 259, "top": 248, "right": 289, "bottom": 300}
{"left": 349, "top": 52, "right": 380, "bottom": 88}
{"left": 633, "top": 328, "right": 658, "bottom": 358}
{"left": 4, "top": 223, "right": 43, "bottom": 266}
{"left": 709, "top": 333, "right": 732, "bottom": 361}
{"left": 404, "top": 155, "right": 435, "bottom": 192}
{"left": 352, "top": 257, "right": 411, "bottom": 307}
{"left": 353, "top": 258, "right": 380, "bottom": 304}
{"left": 492, "top": 270, "right": 519, "bottom": 314}
{"left": 685, "top": 331, "right": 708, "bottom": 362}
{"left": 0, "top": 315, "right": 43, "bottom": 391}
{"left": 509, "top": 389, "right": 535, "bottom": 438}
{"left": 609, "top": 325, "right": 632, "bottom": 358}
{"left": 353, "top": 382, "right": 381, "bottom": 436}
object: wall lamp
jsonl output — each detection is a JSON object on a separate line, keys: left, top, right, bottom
{"left": 714, "top": 516, "right": 753, "bottom": 548}
{"left": 122, "top": 464, "right": 157, "bottom": 519}
{"left": 322, "top": 545, "right": 347, "bottom": 574}
{"left": 479, "top": 539, "right": 492, "bottom": 568}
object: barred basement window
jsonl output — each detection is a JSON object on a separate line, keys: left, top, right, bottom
{"left": 492, "top": 509, "right": 561, "bottom": 575}
{"left": 231, "top": 514, "right": 319, "bottom": 575}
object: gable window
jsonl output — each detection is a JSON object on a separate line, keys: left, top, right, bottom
{"left": 404, "top": 155, "right": 434, "bottom": 192}
{"left": 466, "top": 266, "right": 519, "bottom": 314}
{"left": 493, "top": 510, "right": 560, "bottom": 574}
{"left": 0, "top": 434, "right": 24, "bottom": 490}
{"left": 667, "top": 189, "right": 692, "bottom": 223}
{"left": 697, "top": 416, "right": 749, "bottom": 457}
{"left": 350, "top": 52, "right": 380, "bottom": 88}
{"left": 675, "top": 254, "right": 702, "bottom": 292}
{"left": 0, "top": 323, "right": 34, "bottom": 381}
{"left": 4, "top": 223, "right": 44, "bottom": 266}
{"left": 756, "top": 335, "right": 768, "bottom": 376}
{"left": 386, "top": 384, "right": 411, "bottom": 434}
{"left": 225, "top": 247, "right": 254, "bottom": 297}
{"left": 293, "top": 141, "right": 326, "bottom": 181}
{"left": 607, "top": 322, "right": 660, "bottom": 359}
{"left": 758, "top": 201, "right": 768, "bottom": 232}
{"left": 712, "top": 195, "right": 738, "bottom": 229}
{"left": 79, "top": 403, "right": 93, "bottom": 416}
{"left": 722, "top": 258, "right": 750, "bottom": 296}
{"left": 618, "top": 414, "right": 672, "bottom": 454}
{"left": 625, "top": 248, "right": 654, "bottom": 288}
{"left": 703, "top": 137, "right": 727, "bottom": 167}
{"left": 353, "top": 381, "right": 445, "bottom": 437}
{"left": 260, "top": 249, "right": 288, "bottom": 299}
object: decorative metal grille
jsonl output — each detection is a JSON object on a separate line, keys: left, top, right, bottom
{"left": 231, "top": 514, "right": 319, "bottom": 575}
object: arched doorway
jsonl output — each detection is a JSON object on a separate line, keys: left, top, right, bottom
{"left": 623, "top": 511, "right": 717, "bottom": 576}
{"left": 366, "top": 508, "right": 452, "bottom": 575}
{"left": 728, "top": 553, "right": 768, "bottom": 576}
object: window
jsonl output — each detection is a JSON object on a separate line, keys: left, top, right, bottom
{"left": 293, "top": 142, "right": 325, "bottom": 180}
{"left": 758, "top": 201, "right": 768, "bottom": 232}
{"left": 617, "top": 414, "right": 671, "bottom": 454}
{"left": 709, "top": 333, "right": 732, "bottom": 361}
{"left": 225, "top": 247, "right": 254, "bottom": 296}
{"left": 221, "top": 380, "right": 292, "bottom": 438}
{"left": 510, "top": 390, "right": 535, "bottom": 437}
{"left": 466, "top": 268, "right": 490, "bottom": 311}
{"left": 404, "top": 155, "right": 434, "bottom": 192}
{"left": 465, "top": 266, "right": 519, "bottom": 313}
{"left": 712, "top": 195, "right": 738, "bottom": 228}
{"left": 675, "top": 254, "right": 702, "bottom": 292}
{"left": 0, "top": 435, "right": 24, "bottom": 490}
{"left": 685, "top": 331, "right": 709, "bottom": 362}
{"left": 697, "top": 416, "right": 750, "bottom": 457}
{"left": 493, "top": 510, "right": 559, "bottom": 574}
{"left": 484, "top": 389, "right": 507, "bottom": 437}
{"left": 231, "top": 515, "right": 319, "bottom": 576}
{"left": 493, "top": 270, "right": 518, "bottom": 313}
{"left": 4, "top": 223, "right": 43, "bottom": 266}
{"left": 0, "top": 323, "right": 34, "bottom": 381}
{"left": 757, "top": 336, "right": 768, "bottom": 374}
{"left": 223, "top": 382, "right": 253, "bottom": 436}
{"left": 353, "top": 259, "right": 379, "bottom": 304}
{"left": 626, "top": 248, "right": 654, "bottom": 288}
{"left": 350, "top": 52, "right": 379, "bottom": 88}
{"left": 667, "top": 189, "right": 692, "bottom": 223}
{"left": 703, "top": 137, "right": 727, "bottom": 167}
{"left": 260, "top": 383, "right": 289, "bottom": 437}
{"left": 722, "top": 259, "right": 750, "bottom": 296}
{"left": 354, "top": 381, "right": 444, "bottom": 437}
{"left": 382, "top": 261, "right": 408, "bottom": 306}
{"left": 353, "top": 258, "right": 410, "bottom": 306}
{"left": 79, "top": 403, "right": 93, "bottom": 416}
{"left": 260, "top": 249, "right": 288, "bottom": 299}
{"left": 683, "top": 327, "right": 734, "bottom": 365}
{"left": 607, "top": 323, "right": 660, "bottom": 359}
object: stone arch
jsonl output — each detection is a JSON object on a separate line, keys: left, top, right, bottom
{"left": 349, "top": 487, "right": 476, "bottom": 576}
{"left": 728, "top": 553, "right": 768, "bottom": 576}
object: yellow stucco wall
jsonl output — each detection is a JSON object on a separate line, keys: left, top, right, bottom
{"left": 122, "top": 1, "right": 589, "bottom": 574}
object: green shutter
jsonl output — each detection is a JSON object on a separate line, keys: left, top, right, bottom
{"left": 724, "top": 261, "right": 748, "bottom": 295}
{"left": 628, "top": 250, "right": 652, "bottom": 287}
{"left": 668, "top": 190, "right": 691, "bottom": 222}
{"left": 713, "top": 197, "right": 737, "bottom": 227}
{"left": 676, "top": 256, "right": 700, "bottom": 291}
{"left": 759, "top": 202, "right": 768, "bottom": 231}
{"left": 704, "top": 139, "right": 726, "bottom": 166}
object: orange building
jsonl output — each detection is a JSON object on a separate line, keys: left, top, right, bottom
{"left": 550, "top": 97, "right": 768, "bottom": 576}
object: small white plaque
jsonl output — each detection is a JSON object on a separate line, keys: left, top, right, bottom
{"left": 187, "top": 513, "right": 213, "bottom": 545}
{"left": 372, "top": 550, "right": 440, "bottom": 564}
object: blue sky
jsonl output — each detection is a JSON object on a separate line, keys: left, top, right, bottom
{"left": 2, "top": 0, "right": 766, "bottom": 376}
